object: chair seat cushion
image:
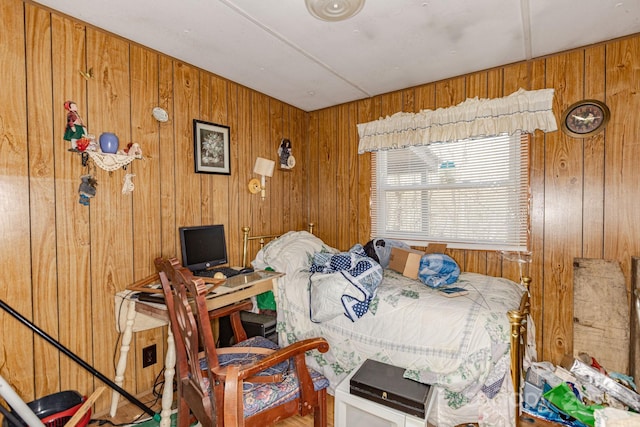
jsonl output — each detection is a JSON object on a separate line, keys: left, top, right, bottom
{"left": 201, "top": 335, "right": 329, "bottom": 418}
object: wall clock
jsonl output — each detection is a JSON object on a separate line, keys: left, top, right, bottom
{"left": 561, "top": 99, "right": 610, "bottom": 138}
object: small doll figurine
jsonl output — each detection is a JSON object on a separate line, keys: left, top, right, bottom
{"left": 78, "top": 174, "right": 97, "bottom": 206}
{"left": 64, "top": 100, "right": 87, "bottom": 151}
{"left": 278, "top": 138, "right": 294, "bottom": 169}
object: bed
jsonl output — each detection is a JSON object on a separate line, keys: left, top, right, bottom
{"left": 241, "top": 226, "right": 532, "bottom": 427}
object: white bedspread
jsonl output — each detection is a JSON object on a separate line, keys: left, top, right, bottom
{"left": 252, "top": 231, "right": 526, "bottom": 412}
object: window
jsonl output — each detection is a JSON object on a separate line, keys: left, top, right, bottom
{"left": 371, "top": 133, "right": 529, "bottom": 251}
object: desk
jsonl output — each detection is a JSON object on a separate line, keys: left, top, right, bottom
{"left": 110, "top": 270, "right": 283, "bottom": 427}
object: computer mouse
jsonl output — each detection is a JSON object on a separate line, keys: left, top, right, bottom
{"left": 238, "top": 267, "right": 254, "bottom": 274}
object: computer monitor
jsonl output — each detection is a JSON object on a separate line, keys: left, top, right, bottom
{"left": 179, "top": 224, "right": 228, "bottom": 272}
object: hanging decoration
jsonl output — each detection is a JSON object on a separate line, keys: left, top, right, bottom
{"left": 122, "top": 174, "right": 135, "bottom": 195}
{"left": 64, "top": 100, "right": 89, "bottom": 152}
{"left": 277, "top": 138, "right": 295, "bottom": 170}
{"left": 63, "top": 99, "right": 143, "bottom": 203}
{"left": 78, "top": 175, "right": 98, "bottom": 206}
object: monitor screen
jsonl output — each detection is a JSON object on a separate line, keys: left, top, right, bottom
{"left": 179, "top": 224, "right": 228, "bottom": 272}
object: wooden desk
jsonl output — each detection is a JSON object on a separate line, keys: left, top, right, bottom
{"left": 110, "top": 270, "right": 283, "bottom": 427}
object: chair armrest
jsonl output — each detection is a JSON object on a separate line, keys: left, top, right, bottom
{"left": 222, "top": 337, "right": 329, "bottom": 427}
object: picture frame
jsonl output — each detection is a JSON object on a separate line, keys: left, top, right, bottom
{"left": 193, "top": 119, "right": 231, "bottom": 175}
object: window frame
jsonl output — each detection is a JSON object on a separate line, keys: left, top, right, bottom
{"left": 370, "top": 133, "right": 531, "bottom": 252}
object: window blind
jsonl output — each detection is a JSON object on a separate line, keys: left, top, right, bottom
{"left": 371, "top": 133, "right": 529, "bottom": 251}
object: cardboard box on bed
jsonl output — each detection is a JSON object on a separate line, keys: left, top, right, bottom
{"left": 389, "top": 243, "right": 447, "bottom": 279}
{"left": 389, "top": 247, "right": 424, "bottom": 279}
{"left": 350, "top": 359, "right": 432, "bottom": 419}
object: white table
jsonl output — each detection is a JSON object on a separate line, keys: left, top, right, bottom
{"left": 334, "top": 362, "right": 435, "bottom": 427}
{"left": 111, "top": 291, "right": 174, "bottom": 427}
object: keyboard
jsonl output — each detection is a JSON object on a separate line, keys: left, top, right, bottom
{"left": 194, "top": 266, "right": 240, "bottom": 278}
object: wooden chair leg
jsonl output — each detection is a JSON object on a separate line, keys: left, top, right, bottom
{"left": 313, "top": 388, "right": 327, "bottom": 427}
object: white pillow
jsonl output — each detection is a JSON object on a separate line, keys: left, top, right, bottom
{"left": 252, "top": 231, "right": 336, "bottom": 274}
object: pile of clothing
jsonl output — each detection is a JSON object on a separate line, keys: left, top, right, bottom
{"left": 522, "top": 353, "right": 640, "bottom": 427}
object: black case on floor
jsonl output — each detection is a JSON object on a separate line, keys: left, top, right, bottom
{"left": 349, "top": 359, "right": 431, "bottom": 418}
{"left": 240, "top": 311, "right": 277, "bottom": 344}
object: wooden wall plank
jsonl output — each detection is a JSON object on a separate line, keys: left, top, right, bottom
{"left": 604, "top": 37, "right": 640, "bottom": 282}
{"left": 345, "top": 102, "right": 359, "bottom": 247}
{"left": 87, "top": 28, "right": 132, "bottom": 403}
{"left": 542, "top": 50, "right": 585, "bottom": 363}
{"left": 174, "top": 62, "right": 201, "bottom": 233}
{"left": 288, "top": 106, "right": 306, "bottom": 231}
{"left": 355, "top": 97, "right": 378, "bottom": 244}
{"left": 129, "top": 44, "right": 164, "bottom": 396}
{"left": 26, "top": 3, "right": 59, "bottom": 398}
{"left": 281, "top": 105, "right": 293, "bottom": 232}
{"left": 201, "top": 74, "right": 230, "bottom": 230}
{"left": 528, "top": 58, "right": 549, "bottom": 358}
{"left": 337, "top": 103, "right": 350, "bottom": 249}
{"left": 158, "top": 56, "right": 177, "bottom": 259}
{"left": 307, "top": 111, "right": 320, "bottom": 239}
{"left": 51, "top": 12, "right": 92, "bottom": 394}
{"left": 269, "top": 99, "right": 284, "bottom": 236}
{"left": 582, "top": 45, "right": 606, "bottom": 260}
{"left": 249, "top": 92, "right": 270, "bottom": 236}
{"left": 0, "top": 0, "right": 33, "bottom": 400}
{"left": 317, "top": 108, "right": 338, "bottom": 247}
{"left": 227, "top": 82, "right": 243, "bottom": 264}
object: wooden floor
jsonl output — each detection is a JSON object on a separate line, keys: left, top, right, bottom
{"left": 98, "top": 391, "right": 335, "bottom": 426}
{"left": 101, "top": 390, "right": 558, "bottom": 427}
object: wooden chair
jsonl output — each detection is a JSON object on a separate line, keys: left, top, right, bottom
{"left": 154, "top": 257, "right": 330, "bottom": 427}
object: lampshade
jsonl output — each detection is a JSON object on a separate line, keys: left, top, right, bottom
{"left": 305, "top": 0, "right": 365, "bottom": 22}
{"left": 253, "top": 157, "right": 275, "bottom": 177}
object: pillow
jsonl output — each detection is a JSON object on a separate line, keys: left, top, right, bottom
{"left": 417, "top": 253, "right": 460, "bottom": 288}
{"left": 309, "top": 244, "right": 383, "bottom": 322}
{"left": 252, "top": 231, "right": 336, "bottom": 273}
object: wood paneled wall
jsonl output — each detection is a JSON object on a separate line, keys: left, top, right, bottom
{"left": 1, "top": 0, "right": 309, "bottom": 413}
{"left": 2, "top": 0, "right": 640, "bottom": 414}
{"left": 308, "top": 37, "right": 640, "bottom": 370}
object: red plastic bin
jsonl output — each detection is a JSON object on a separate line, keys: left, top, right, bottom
{"left": 2, "top": 391, "right": 90, "bottom": 427}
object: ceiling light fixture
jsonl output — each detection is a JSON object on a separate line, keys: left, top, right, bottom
{"left": 305, "top": 0, "right": 365, "bottom": 21}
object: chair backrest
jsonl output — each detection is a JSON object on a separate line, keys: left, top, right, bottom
{"left": 155, "top": 257, "right": 222, "bottom": 427}
{"left": 155, "top": 256, "right": 329, "bottom": 427}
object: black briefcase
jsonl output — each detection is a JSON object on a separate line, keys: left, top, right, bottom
{"left": 349, "top": 359, "right": 431, "bottom": 418}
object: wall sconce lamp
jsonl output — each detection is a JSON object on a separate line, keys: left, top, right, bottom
{"left": 248, "top": 157, "right": 275, "bottom": 199}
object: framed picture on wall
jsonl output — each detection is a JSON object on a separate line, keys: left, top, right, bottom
{"left": 193, "top": 119, "right": 231, "bottom": 174}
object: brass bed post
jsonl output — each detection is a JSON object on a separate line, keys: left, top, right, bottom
{"left": 508, "top": 276, "right": 531, "bottom": 421}
{"left": 242, "top": 226, "right": 250, "bottom": 267}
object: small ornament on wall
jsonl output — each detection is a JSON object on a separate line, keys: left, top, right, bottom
{"left": 78, "top": 174, "right": 97, "bottom": 206}
{"left": 64, "top": 100, "right": 88, "bottom": 152}
{"left": 277, "top": 138, "right": 295, "bottom": 170}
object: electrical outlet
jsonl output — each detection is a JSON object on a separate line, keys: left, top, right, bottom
{"left": 142, "top": 344, "right": 157, "bottom": 368}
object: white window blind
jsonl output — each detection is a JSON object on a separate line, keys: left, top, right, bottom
{"left": 371, "top": 133, "right": 529, "bottom": 251}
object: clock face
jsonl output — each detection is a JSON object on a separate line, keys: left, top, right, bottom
{"left": 561, "top": 100, "right": 610, "bottom": 138}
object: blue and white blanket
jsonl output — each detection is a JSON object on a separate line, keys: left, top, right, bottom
{"left": 309, "top": 244, "right": 383, "bottom": 322}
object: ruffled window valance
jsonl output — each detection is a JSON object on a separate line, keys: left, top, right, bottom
{"left": 357, "top": 88, "right": 557, "bottom": 154}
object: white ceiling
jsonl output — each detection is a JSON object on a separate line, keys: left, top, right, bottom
{"left": 32, "top": 0, "right": 640, "bottom": 112}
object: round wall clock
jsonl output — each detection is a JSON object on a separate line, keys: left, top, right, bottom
{"left": 561, "top": 99, "right": 610, "bottom": 138}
